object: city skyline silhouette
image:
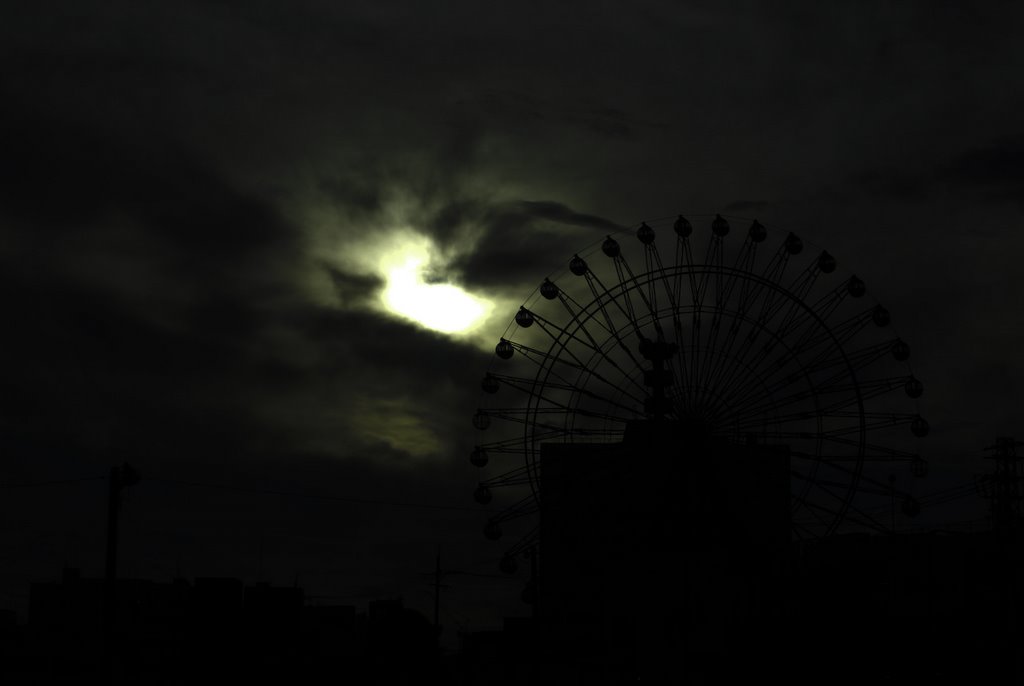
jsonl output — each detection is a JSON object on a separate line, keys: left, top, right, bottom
{"left": 3, "top": 1, "right": 1024, "bottom": 683}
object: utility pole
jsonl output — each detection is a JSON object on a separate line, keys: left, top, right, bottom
{"left": 889, "top": 474, "right": 897, "bottom": 533}
{"left": 434, "top": 546, "right": 441, "bottom": 634}
{"left": 103, "top": 463, "right": 140, "bottom": 674}
{"left": 982, "top": 437, "right": 1024, "bottom": 531}
{"left": 529, "top": 546, "right": 539, "bottom": 619}
{"left": 421, "top": 546, "right": 451, "bottom": 639}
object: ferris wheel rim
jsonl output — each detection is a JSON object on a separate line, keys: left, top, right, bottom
{"left": 516, "top": 260, "right": 865, "bottom": 533}
{"left": 472, "top": 213, "right": 928, "bottom": 557}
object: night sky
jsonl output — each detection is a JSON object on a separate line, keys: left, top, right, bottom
{"left": 3, "top": 1, "right": 1024, "bottom": 642}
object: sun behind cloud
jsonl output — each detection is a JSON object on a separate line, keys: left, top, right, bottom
{"left": 379, "top": 234, "right": 493, "bottom": 335}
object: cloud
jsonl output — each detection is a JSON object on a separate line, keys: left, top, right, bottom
{"left": 724, "top": 199, "right": 773, "bottom": 212}
{"left": 848, "top": 167, "right": 930, "bottom": 201}
{"left": 450, "top": 200, "right": 625, "bottom": 290}
{"left": 939, "top": 135, "right": 1024, "bottom": 206}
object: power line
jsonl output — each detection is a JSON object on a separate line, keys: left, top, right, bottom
{"left": 0, "top": 475, "right": 106, "bottom": 489}
{"left": 146, "top": 476, "right": 498, "bottom": 514}
{"left": 0, "top": 472, "right": 498, "bottom": 514}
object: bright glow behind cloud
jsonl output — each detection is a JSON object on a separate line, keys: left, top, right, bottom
{"left": 379, "top": 235, "right": 492, "bottom": 335}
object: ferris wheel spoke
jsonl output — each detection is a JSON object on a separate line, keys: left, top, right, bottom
{"left": 473, "top": 441, "right": 527, "bottom": 457}
{"left": 522, "top": 318, "right": 612, "bottom": 379}
{"left": 699, "top": 240, "right": 771, "bottom": 404}
{"left": 725, "top": 286, "right": 845, "bottom": 400}
{"left": 796, "top": 457, "right": 901, "bottom": 499}
{"left": 717, "top": 374, "right": 814, "bottom": 424}
{"left": 575, "top": 270, "right": 648, "bottom": 371}
{"left": 704, "top": 323, "right": 790, "bottom": 413}
{"left": 517, "top": 381, "right": 643, "bottom": 423}
{"left": 642, "top": 239, "right": 671, "bottom": 321}
{"left": 674, "top": 233, "right": 699, "bottom": 321}
{"left": 789, "top": 472, "right": 892, "bottom": 534}
{"left": 790, "top": 452, "right": 884, "bottom": 463}
{"left": 770, "top": 264, "right": 827, "bottom": 345}
{"left": 479, "top": 464, "right": 533, "bottom": 488}
{"left": 723, "top": 375, "right": 914, "bottom": 428}
{"left": 487, "top": 373, "right": 645, "bottom": 416}
{"left": 714, "top": 330, "right": 818, "bottom": 414}
{"left": 708, "top": 297, "right": 805, "bottom": 406}
{"left": 549, "top": 292, "right": 654, "bottom": 399}
{"left": 786, "top": 448, "right": 917, "bottom": 464}
{"left": 528, "top": 313, "right": 650, "bottom": 401}
{"left": 486, "top": 373, "right": 581, "bottom": 393}
{"left": 811, "top": 485, "right": 890, "bottom": 534}
{"left": 503, "top": 338, "right": 648, "bottom": 403}
{"left": 730, "top": 411, "right": 918, "bottom": 438}
{"left": 486, "top": 406, "right": 633, "bottom": 430}
{"left": 824, "top": 410, "right": 917, "bottom": 423}
{"left": 697, "top": 256, "right": 759, "bottom": 405}
{"left": 749, "top": 242, "right": 799, "bottom": 326}
{"left": 764, "top": 286, "right": 866, "bottom": 381}
{"left": 814, "top": 463, "right": 909, "bottom": 499}
{"left": 807, "top": 460, "right": 905, "bottom": 503}
{"left": 790, "top": 303, "right": 878, "bottom": 357}
{"left": 708, "top": 232, "right": 757, "bottom": 319}
{"left": 503, "top": 526, "right": 540, "bottom": 558}
{"left": 644, "top": 241, "right": 692, "bottom": 396}
{"left": 815, "top": 434, "right": 916, "bottom": 459}
{"left": 709, "top": 280, "right": 825, "bottom": 409}
{"left": 700, "top": 232, "right": 726, "bottom": 305}
{"left": 476, "top": 411, "right": 569, "bottom": 435}
{"left": 758, "top": 238, "right": 797, "bottom": 288}
{"left": 476, "top": 429, "right": 565, "bottom": 454}
{"left": 828, "top": 506, "right": 890, "bottom": 534}
{"left": 792, "top": 521, "right": 818, "bottom": 540}
{"left": 790, "top": 489, "right": 843, "bottom": 530}
{"left": 691, "top": 236, "right": 726, "bottom": 393}
{"left": 729, "top": 228, "right": 761, "bottom": 286}
{"left": 487, "top": 495, "right": 540, "bottom": 525}
{"left": 728, "top": 337, "right": 893, "bottom": 409}
{"left": 583, "top": 268, "right": 645, "bottom": 342}
{"left": 695, "top": 345, "right": 798, "bottom": 423}
{"left": 610, "top": 258, "right": 643, "bottom": 335}
{"left": 813, "top": 375, "right": 911, "bottom": 407}
{"left": 792, "top": 473, "right": 860, "bottom": 494}
{"left": 807, "top": 338, "right": 904, "bottom": 388}
{"left": 701, "top": 320, "right": 746, "bottom": 400}
{"left": 552, "top": 285, "right": 622, "bottom": 343}
{"left": 610, "top": 247, "right": 666, "bottom": 341}
{"left": 704, "top": 319, "right": 769, "bottom": 407}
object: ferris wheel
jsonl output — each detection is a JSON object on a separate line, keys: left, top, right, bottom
{"left": 469, "top": 214, "right": 928, "bottom": 573}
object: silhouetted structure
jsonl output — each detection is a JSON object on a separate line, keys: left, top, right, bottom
{"left": 538, "top": 420, "right": 790, "bottom": 682}
{"left": 10, "top": 570, "right": 438, "bottom": 684}
{"left": 468, "top": 214, "right": 940, "bottom": 682}
{"left": 981, "top": 436, "right": 1024, "bottom": 530}
{"left": 458, "top": 426, "right": 1024, "bottom": 684}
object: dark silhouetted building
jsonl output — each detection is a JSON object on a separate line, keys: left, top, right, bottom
{"left": 538, "top": 420, "right": 791, "bottom": 682}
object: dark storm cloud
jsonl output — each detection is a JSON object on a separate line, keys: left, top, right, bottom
{"left": 840, "top": 133, "right": 1024, "bottom": 206}
{"left": 458, "top": 89, "right": 637, "bottom": 140}
{"left": 940, "top": 135, "right": 1024, "bottom": 205}
{"left": 2, "top": 0, "right": 1018, "bottom": 477}
{"left": 322, "top": 266, "right": 382, "bottom": 307}
{"left": 444, "top": 200, "right": 625, "bottom": 289}
{"left": 848, "top": 166, "right": 930, "bottom": 201}
{"left": 2, "top": 0, "right": 1024, "bottom": 632}
{"left": 724, "top": 200, "right": 773, "bottom": 212}
{"left": 942, "top": 135, "right": 1024, "bottom": 185}
{"left": 1, "top": 110, "right": 287, "bottom": 247}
